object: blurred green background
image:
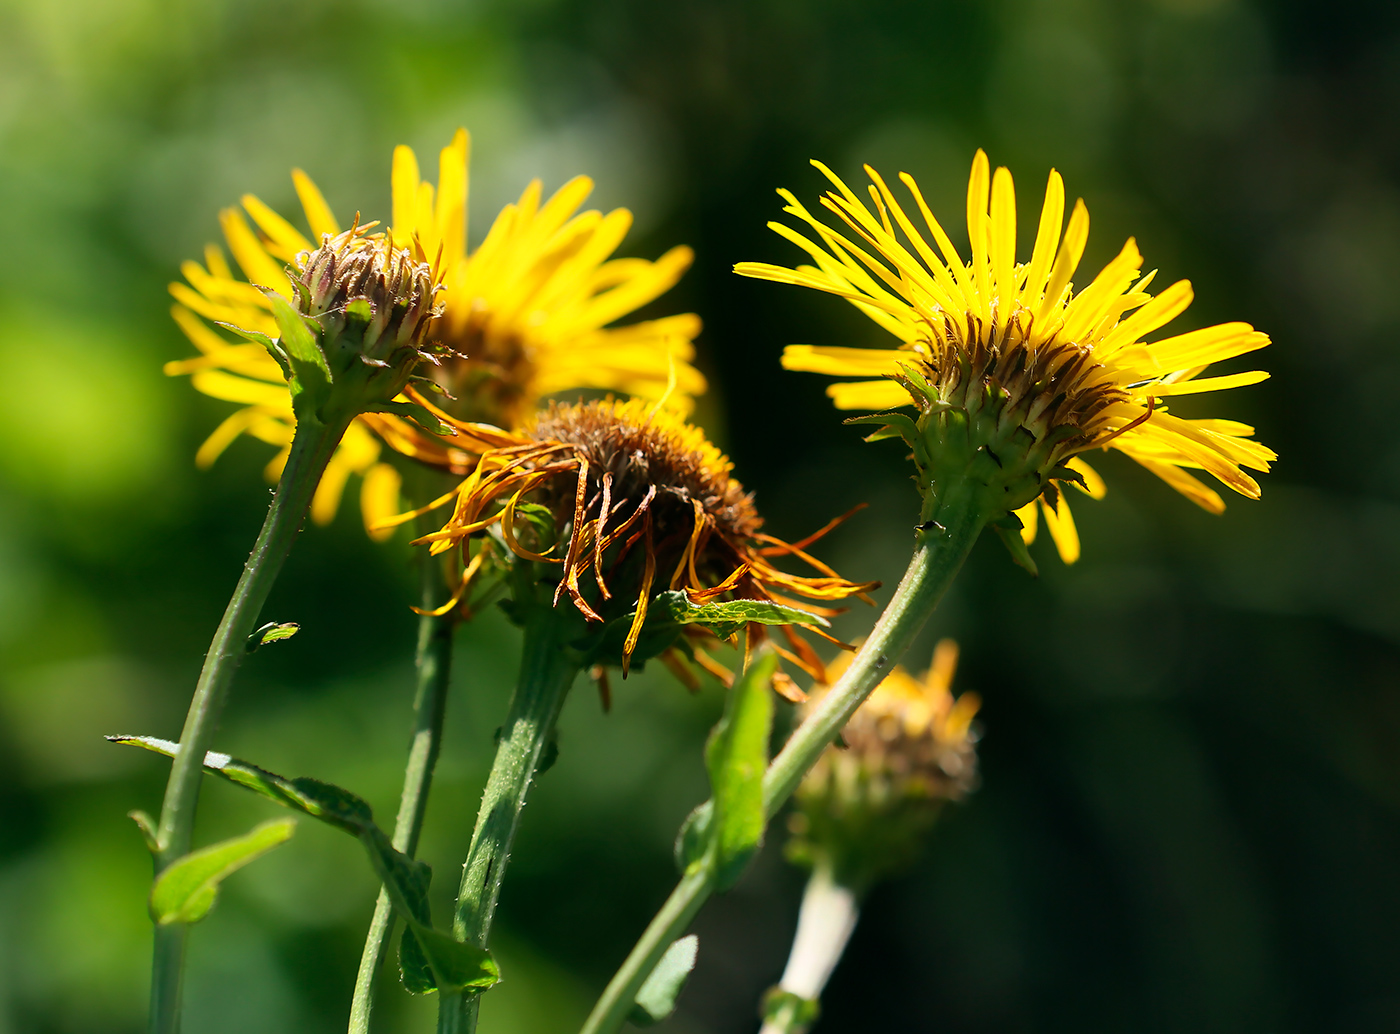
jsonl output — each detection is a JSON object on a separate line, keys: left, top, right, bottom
{"left": 2, "top": 0, "right": 1398, "bottom": 1031}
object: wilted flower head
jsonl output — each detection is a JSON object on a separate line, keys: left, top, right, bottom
{"left": 738, "top": 151, "right": 1275, "bottom": 566}
{"left": 384, "top": 394, "right": 877, "bottom": 690}
{"left": 786, "top": 639, "right": 979, "bottom": 892}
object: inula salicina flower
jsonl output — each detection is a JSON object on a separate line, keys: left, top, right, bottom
{"left": 167, "top": 129, "right": 703, "bottom": 539}
{"left": 385, "top": 394, "right": 877, "bottom": 690}
{"left": 737, "top": 151, "right": 1274, "bottom": 564}
{"left": 786, "top": 639, "right": 979, "bottom": 892}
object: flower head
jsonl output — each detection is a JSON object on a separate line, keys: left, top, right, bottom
{"left": 166, "top": 129, "right": 703, "bottom": 538}
{"left": 392, "top": 393, "right": 876, "bottom": 687}
{"left": 736, "top": 151, "right": 1275, "bottom": 565}
{"left": 786, "top": 639, "right": 979, "bottom": 891}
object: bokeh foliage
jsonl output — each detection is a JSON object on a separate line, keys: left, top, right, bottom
{"left": 1, "top": 0, "right": 1398, "bottom": 1031}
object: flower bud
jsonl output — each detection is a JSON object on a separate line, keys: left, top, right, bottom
{"left": 256, "top": 224, "right": 446, "bottom": 423}
{"left": 785, "top": 640, "right": 979, "bottom": 893}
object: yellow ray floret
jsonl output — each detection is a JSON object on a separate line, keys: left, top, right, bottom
{"left": 167, "top": 129, "right": 705, "bottom": 539}
{"left": 737, "top": 150, "right": 1274, "bottom": 563}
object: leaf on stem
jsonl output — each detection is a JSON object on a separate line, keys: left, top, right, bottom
{"left": 149, "top": 818, "right": 295, "bottom": 925}
{"left": 246, "top": 621, "right": 301, "bottom": 652}
{"left": 107, "top": 735, "right": 499, "bottom": 993}
{"left": 629, "top": 935, "right": 699, "bottom": 1026}
{"left": 655, "top": 591, "right": 830, "bottom": 640}
{"left": 703, "top": 646, "right": 778, "bottom": 889}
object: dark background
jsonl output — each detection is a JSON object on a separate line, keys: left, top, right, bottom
{"left": 1, "top": 0, "right": 1398, "bottom": 1031}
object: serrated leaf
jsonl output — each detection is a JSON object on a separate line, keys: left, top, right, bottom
{"left": 269, "top": 295, "right": 331, "bottom": 410}
{"left": 246, "top": 621, "right": 300, "bottom": 652}
{"left": 149, "top": 818, "right": 295, "bottom": 925}
{"left": 655, "top": 591, "right": 828, "bottom": 640}
{"left": 108, "top": 735, "right": 499, "bottom": 994}
{"left": 217, "top": 321, "right": 291, "bottom": 379}
{"left": 844, "top": 411, "right": 920, "bottom": 448}
{"left": 629, "top": 935, "right": 698, "bottom": 1026}
{"left": 705, "top": 647, "right": 777, "bottom": 890}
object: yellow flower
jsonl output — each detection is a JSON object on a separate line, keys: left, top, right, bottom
{"left": 736, "top": 151, "right": 1275, "bottom": 564}
{"left": 167, "top": 129, "right": 704, "bottom": 541}
{"left": 387, "top": 393, "right": 876, "bottom": 683}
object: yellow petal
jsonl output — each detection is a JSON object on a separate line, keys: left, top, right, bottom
{"left": 241, "top": 193, "right": 312, "bottom": 262}
{"left": 1065, "top": 456, "right": 1107, "bottom": 499}
{"left": 391, "top": 144, "right": 422, "bottom": 247}
{"left": 1022, "top": 169, "right": 1065, "bottom": 309}
{"left": 1016, "top": 500, "right": 1038, "bottom": 544}
{"left": 781, "top": 345, "right": 908, "bottom": 376}
{"left": 292, "top": 169, "right": 340, "bottom": 239}
{"left": 825, "top": 380, "right": 912, "bottom": 410}
{"left": 219, "top": 208, "right": 291, "bottom": 296}
{"left": 1041, "top": 494, "right": 1080, "bottom": 564}
{"left": 360, "top": 462, "right": 403, "bottom": 542}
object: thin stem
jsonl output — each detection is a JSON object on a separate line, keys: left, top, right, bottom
{"left": 577, "top": 484, "right": 986, "bottom": 1034}
{"left": 348, "top": 545, "right": 456, "bottom": 1034}
{"left": 149, "top": 412, "right": 352, "bottom": 1034}
{"left": 578, "top": 863, "right": 715, "bottom": 1034}
{"left": 757, "top": 865, "right": 859, "bottom": 1034}
{"left": 437, "top": 607, "right": 581, "bottom": 1034}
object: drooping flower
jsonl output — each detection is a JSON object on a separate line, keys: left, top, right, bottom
{"left": 385, "top": 393, "right": 876, "bottom": 691}
{"left": 166, "top": 129, "right": 704, "bottom": 540}
{"left": 736, "top": 151, "right": 1274, "bottom": 565}
{"left": 786, "top": 639, "right": 980, "bottom": 892}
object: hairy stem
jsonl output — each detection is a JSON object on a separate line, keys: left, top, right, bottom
{"left": 348, "top": 545, "right": 456, "bottom": 1034}
{"left": 437, "top": 607, "right": 581, "bottom": 1034}
{"left": 577, "top": 485, "right": 985, "bottom": 1034}
{"left": 149, "top": 412, "right": 351, "bottom": 1034}
{"left": 757, "top": 865, "right": 859, "bottom": 1034}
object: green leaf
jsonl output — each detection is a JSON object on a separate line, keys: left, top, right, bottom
{"left": 654, "top": 590, "right": 829, "bottom": 640}
{"left": 761, "top": 988, "right": 821, "bottom": 1031}
{"left": 844, "top": 411, "right": 920, "bottom": 448}
{"left": 398, "top": 923, "right": 500, "bottom": 995}
{"left": 107, "top": 735, "right": 500, "bottom": 995}
{"left": 149, "top": 818, "right": 295, "bottom": 925}
{"left": 246, "top": 621, "right": 300, "bottom": 652}
{"left": 216, "top": 321, "right": 291, "bottom": 380}
{"left": 704, "top": 646, "right": 778, "bottom": 889}
{"left": 629, "top": 935, "right": 699, "bottom": 1026}
{"left": 673, "top": 800, "right": 712, "bottom": 875}
{"left": 128, "top": 810, "right": 159, "bottom": 854}
{"left": 991, "top": 519, "right": 1038, "bottom": 577}
{"left": 366, "top": 399, "right": 454, "bottom": 436}
{"left": 269, "top": 295, "right": 331, "bottom": 411}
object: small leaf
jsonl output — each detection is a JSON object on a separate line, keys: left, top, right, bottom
{"left": 128, "top": 810, "right": 159, "bottom": 854}
{"left": 992, "top": 521, "right": 1038, "bottom": 577}
{"left": 246, "top": 621, "right": 300, "bottom": 652}
{"left": 705, "top": 646, "right": 778, "bottom": 889}
{"left": 629, "top": 935, "right": 699, "bottom": 1026}
{"left": 398, "top": 924, "right": 500, "bottom": 995}
{"left": 655, "top": 591, "right": 829, "bottom": 640}
{"left": 673, "top": 800, "right": 712, "bottom": 875}
{"left": 844, "top": 411, "right": 920, "bottom": 448}
{"left": 761, "top": 988, "right": 821, "bottom": 1030}
{"left": 366, "top": 400, "right": 453, "bottom": 436}
{"left": 269, "top": 295, "right": 331, "bottom": 410}
{"left": 149, "top": 818, "right": 295, "bottom": 925}
{"left": 217, "top": 321, "right": 292, "bottom": 379}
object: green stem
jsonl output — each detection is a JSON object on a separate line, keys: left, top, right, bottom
{"left": 757, "top": 864, "right": 859, "bottom": 1034}
{"left": 348, "top": 548, "right": 456, "bottom": 1034}
{"left": 149, "top": 412, "right": 352, "bottom": 1034}
{"left": 437, "top": 607, "right": 581, "bottom": 1034}
{"left": 577, "top": 483, "right": 986, "bottom": 1034}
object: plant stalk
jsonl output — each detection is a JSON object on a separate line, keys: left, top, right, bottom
{"left": 348, "top": 544, "right": 456, "bottom": 1034}
{"left": 149, "top": 412, "right": 352, "bottom": 1034}
{"left": 577, "top": 483, "right": 986, "bottom": 1034}
{"left": 757, "top": 864, "right": 859, "bottom": 1034}
{"left": 437, "top": 606, "right": 581, "bottom": 1034}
